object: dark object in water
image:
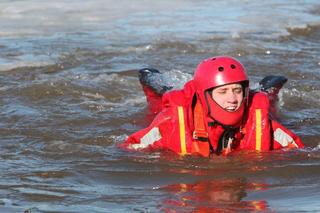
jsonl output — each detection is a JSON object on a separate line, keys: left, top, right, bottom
{"left": 139, "top": 68, "right": 173, "bottom": 95}
{"left": 258, "top": 75, "right": 288, "bottom": 119}
{"left": 259, "top": 75, "right": 288, "bottom": 95}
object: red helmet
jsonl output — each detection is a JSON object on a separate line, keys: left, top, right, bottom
{"left": 193, "top": 56, "right": 249, "bottom": 127}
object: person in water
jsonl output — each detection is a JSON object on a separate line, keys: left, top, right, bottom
{"left": 121, "top": 56, "right": 304, "bottom": 157}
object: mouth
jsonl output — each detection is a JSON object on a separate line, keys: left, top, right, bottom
{"left": 225, "top": 106, "right": 237, "bottom": 112}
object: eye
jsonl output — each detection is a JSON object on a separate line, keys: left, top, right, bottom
{"left": 234, "top": 88, "right": 243, "bottom": 94}
{"left": 216, "top": 89, "right": 227, "bottom": 94}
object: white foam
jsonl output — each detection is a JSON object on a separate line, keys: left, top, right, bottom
{"left": 162, "top": 69, "right": 192, "bottom": 90}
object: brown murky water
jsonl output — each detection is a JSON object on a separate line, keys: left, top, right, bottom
{"left": 0, "top": 1, "right": 319, "bottom": 212}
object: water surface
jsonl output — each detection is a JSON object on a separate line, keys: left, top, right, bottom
{"left": 0, "top": 0, "right": 320, "bottom": 212}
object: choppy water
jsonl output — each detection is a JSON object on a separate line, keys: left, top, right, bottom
{"left": 0, "top": 0, "right": 320, "bottom": 212}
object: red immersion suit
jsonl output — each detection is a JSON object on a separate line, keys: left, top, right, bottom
{"left": 121, "top": 80, "right": 303, "bottom": 157}
{"left": 121, "top": 56, "right": 304, "bottom": 157}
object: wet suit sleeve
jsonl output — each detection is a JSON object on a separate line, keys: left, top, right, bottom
{"left": 120, "top": 108, "right": 173, "bottom": 151}
{"left": 270, "top": 120, "right": 304, "bottom": 149}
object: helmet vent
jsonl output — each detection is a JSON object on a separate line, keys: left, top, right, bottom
{"left": 218, "top": 66, "right": 224, "bottom": 72}
{"left": 230, "top": 64, "right": 236, "bottom": 69}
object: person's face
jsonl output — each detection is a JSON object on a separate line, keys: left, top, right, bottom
{"left": 211, "top": 83, "right": 243, "bottom": 112}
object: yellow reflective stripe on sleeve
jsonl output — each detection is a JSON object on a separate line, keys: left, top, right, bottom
{"left": 255, "top": 109, "right": 262, "bottom": 151}
{"left": 178, "top": 106, "right": 187, "bottom": 155}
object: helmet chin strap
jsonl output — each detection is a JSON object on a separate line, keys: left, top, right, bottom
{"left": 208, "top": 119, "right": 239, "bottom": 130}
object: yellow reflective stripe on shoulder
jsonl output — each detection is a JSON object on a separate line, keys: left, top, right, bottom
{"left": 255, "top": 109, "right": 262, "bottom": 151}
{"left": 178, "top": 106, "right": 187, "bottom": 155}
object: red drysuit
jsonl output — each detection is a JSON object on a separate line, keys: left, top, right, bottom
{"left": 121, "top": 80, "right": 304, "bottom": 157}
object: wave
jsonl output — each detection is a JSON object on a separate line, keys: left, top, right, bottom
{"left": 285, "top": 24, "right": 320, "bottom": 40}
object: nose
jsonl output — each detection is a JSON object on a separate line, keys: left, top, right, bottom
{"left": 227, "top": 91, "right": 238, "bottom": 103}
